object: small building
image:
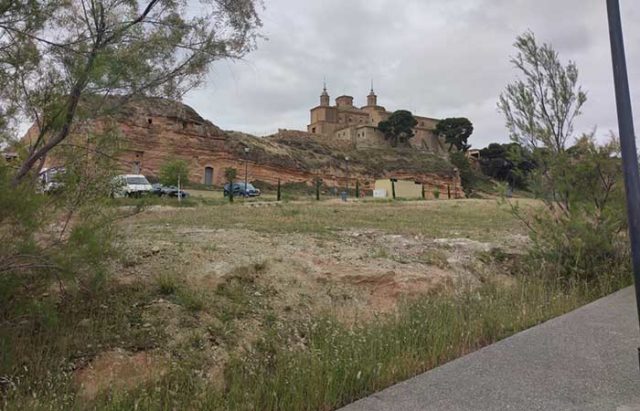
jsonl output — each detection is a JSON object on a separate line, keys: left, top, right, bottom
{"left": 374, "top": 179, "right": 423, "bottom": 199}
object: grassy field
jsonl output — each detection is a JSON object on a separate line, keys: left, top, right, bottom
{"left": 135, "top": 197, "right": 531, "bottom": 241}
{"left": 0, "top": 198, "right": 631, "bottom": 410}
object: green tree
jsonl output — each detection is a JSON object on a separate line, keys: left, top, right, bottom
{"left": 159, "top": 159, "right": 189, "bottom": 187}
{"left": 449, "top": 151, "right": 476, "bottom": 197}
{"left": 479, "top": 143, "right": 535, "bottom": 189}
{"left": 498, "top": 31, "right": 588, "bottom": 212}
{"left": 377, "top": 110, "right": 418, "bottom": 147}
{"left": 0, "top": 0, "right": 262, "bottom": 185}
{"left": 498, "top": 31, "right": 626, "bottom": 283}
{"left": 435, "top": 118, "right": 474, "bottom": 152}
{"left": 498, "top": 31, "right": 586, "bottom": 154}
{"left": 224, "top": 167, "right": 237, "bottom": 203}
{"left": 1, "top": 128, "right": 122, "bottom": 290}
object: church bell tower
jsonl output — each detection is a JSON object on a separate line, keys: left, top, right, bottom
{"left": 367, "top": 82, "right": 377, "bottom": 106}
{"left": 320, "top": 83, "right": 330, "bottom": 107}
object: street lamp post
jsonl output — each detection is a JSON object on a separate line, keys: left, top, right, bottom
{"left": 244, "top": 147, "right": 250, "bottom": 197}
{"left": 345, "top": 156, "right": 350, "bottom": 199}
{"left": 606, "top": 0, "right": 640, "bottom": 367}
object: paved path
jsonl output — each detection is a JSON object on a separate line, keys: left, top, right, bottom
{"left": 339, "top": 287, "right": 640, "bottom": 411}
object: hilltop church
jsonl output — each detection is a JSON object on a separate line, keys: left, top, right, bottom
{"left": 307, "top": 85, "right": 445, "bottom": 153}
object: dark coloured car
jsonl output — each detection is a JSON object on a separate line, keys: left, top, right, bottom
{"left": 224, "top": 182, "right": 261, "bottom": 197}
{"left": 162, "top": 186, "right": 189, "bottom": 198}
{"left": 151, "top": 184, "right": 189, "bottom": 198}
{"left": 151, "top": 183, "right": 164, "bottom": 196}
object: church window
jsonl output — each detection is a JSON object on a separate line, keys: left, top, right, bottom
{"left": 312, "top": 127, "right": 316, "bottom": 133}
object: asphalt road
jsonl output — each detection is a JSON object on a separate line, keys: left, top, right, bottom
{"left": 339, "top": 287, "right": 640, "bottom": 411}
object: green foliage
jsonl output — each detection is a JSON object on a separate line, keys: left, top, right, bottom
{"left": 1, "top": 0, "right": 263, "bottom": 184}
{"left": 512, "top": 137, "right": 627, "bottom": 283}
{"left": 498, "top": 31, "right": 587, "bottom": 153}
{"left": 86, "top": 271, "right": 639, "bottom": 410}
{"left": 159, "top": 159, "right": 190, "bottom": 187}
{"left": 355, "top": 180, "right": 360, "bottom": 198}
{"left": 377, "top": 110, "right": 418, "bottom": 147}
{"left": 432, "top": 188, "right": 440, "bottom": 199}
{"left": 498, "top": 32, "right": 626, "bottom": 285}
{"left": 1, "top": 131, "right": 120, "bottom": 292}
{"left": 157, "top": 273, "right": 178, "bottom": 295}
{"left": 435, "top": 117, "right": 474, "bottom": 152}
{"left": 449, "top": 151, "right": 477, "bottom": 197}
{"left": 0, "top": 282, "right": 159, "bottom": 409}
{"left": 479, "top": 143, "right": 536, "bottom": 189}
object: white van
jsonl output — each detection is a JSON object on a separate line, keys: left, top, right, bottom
{"left": 112, "top": 174, "right": 153, "bottom": 198}
{"left": 38, "top": 167, "right": 65, "bottom": 193}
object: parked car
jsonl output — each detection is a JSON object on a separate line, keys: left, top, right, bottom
{"left": 151, "top": 183, "right": 164, "bottom": 196}
{"left": 151, "top": 183, "right": 189, "bottom": 198}
{"left": 223, "top": 182, "right": 261, "bottom": 197}
{"left": 111, "top": 174, "right": 153, "bottom": 197}
{"left": 38, "top": 167, "right": 65, "bottom": 193}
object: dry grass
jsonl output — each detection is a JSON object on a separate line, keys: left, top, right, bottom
{"left": 131, "top": 198, "right": 538, "bottom": 243}
{"left": 4, "top": 197, "right": 625, "bottom": 411}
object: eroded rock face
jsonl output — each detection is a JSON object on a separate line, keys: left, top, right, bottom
{"left": 24, "top": 97, "right": 464, "bottom": 197}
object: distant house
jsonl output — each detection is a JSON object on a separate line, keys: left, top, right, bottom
{"left": 374, "top": 179, "right": 424, "bottom": 199}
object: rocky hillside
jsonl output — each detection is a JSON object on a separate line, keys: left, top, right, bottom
{"left": 26, "top": 97, "right": 464, "bottom": 197}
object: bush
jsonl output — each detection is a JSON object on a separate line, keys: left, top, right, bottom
{"left": 159, "top": 159, "right": 189, "bottom": 186}
{"left": 509, "top": 136, "right": 628, "bottom": 284}
{"left": 526, "top": 208, "right": 628, "bottom": 283}
{"left": 1, "top": 132, "right": 121, "bottom": 292}
{"left": 449, "top": 151, "right": 478, "bottom": 196}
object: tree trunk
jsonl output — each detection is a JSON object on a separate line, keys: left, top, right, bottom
{"left": 11, "top": 47, "right": 99, "bottom": 187}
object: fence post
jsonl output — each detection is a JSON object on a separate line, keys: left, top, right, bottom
{"left": 277, "top": 179, "right": 281, "bottom": 201}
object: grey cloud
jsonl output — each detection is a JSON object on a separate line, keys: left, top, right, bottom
{"left": 184, "top": 0, "right": 640, "bottom": 148}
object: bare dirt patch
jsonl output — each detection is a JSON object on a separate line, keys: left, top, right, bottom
{"left": 74, "top": 349, "right": 167, "bottom": 400}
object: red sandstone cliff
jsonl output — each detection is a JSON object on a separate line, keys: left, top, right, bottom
{"left": 22, "top": 97, "right": 464, "bottom": 198}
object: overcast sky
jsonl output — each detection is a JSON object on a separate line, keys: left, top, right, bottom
{"left": 184, "top": 0, "right": 640, "bottom": 149}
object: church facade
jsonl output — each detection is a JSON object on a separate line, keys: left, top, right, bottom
{"left": 307, "top": 86, "right": 445, "bottom": 153}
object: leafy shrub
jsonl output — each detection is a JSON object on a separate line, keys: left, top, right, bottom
{"left": 159, "top": 159, "right": 189, "bottom": 186}
{"left": 509, "top": 137, "right": 628, "bottom": 283}
{"left": 1, "top": 132, "right": 121, "bottom": 292}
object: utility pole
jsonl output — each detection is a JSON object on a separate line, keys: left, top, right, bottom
{"left": 606, "top": 0, "right": 640, "bottom": 367}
